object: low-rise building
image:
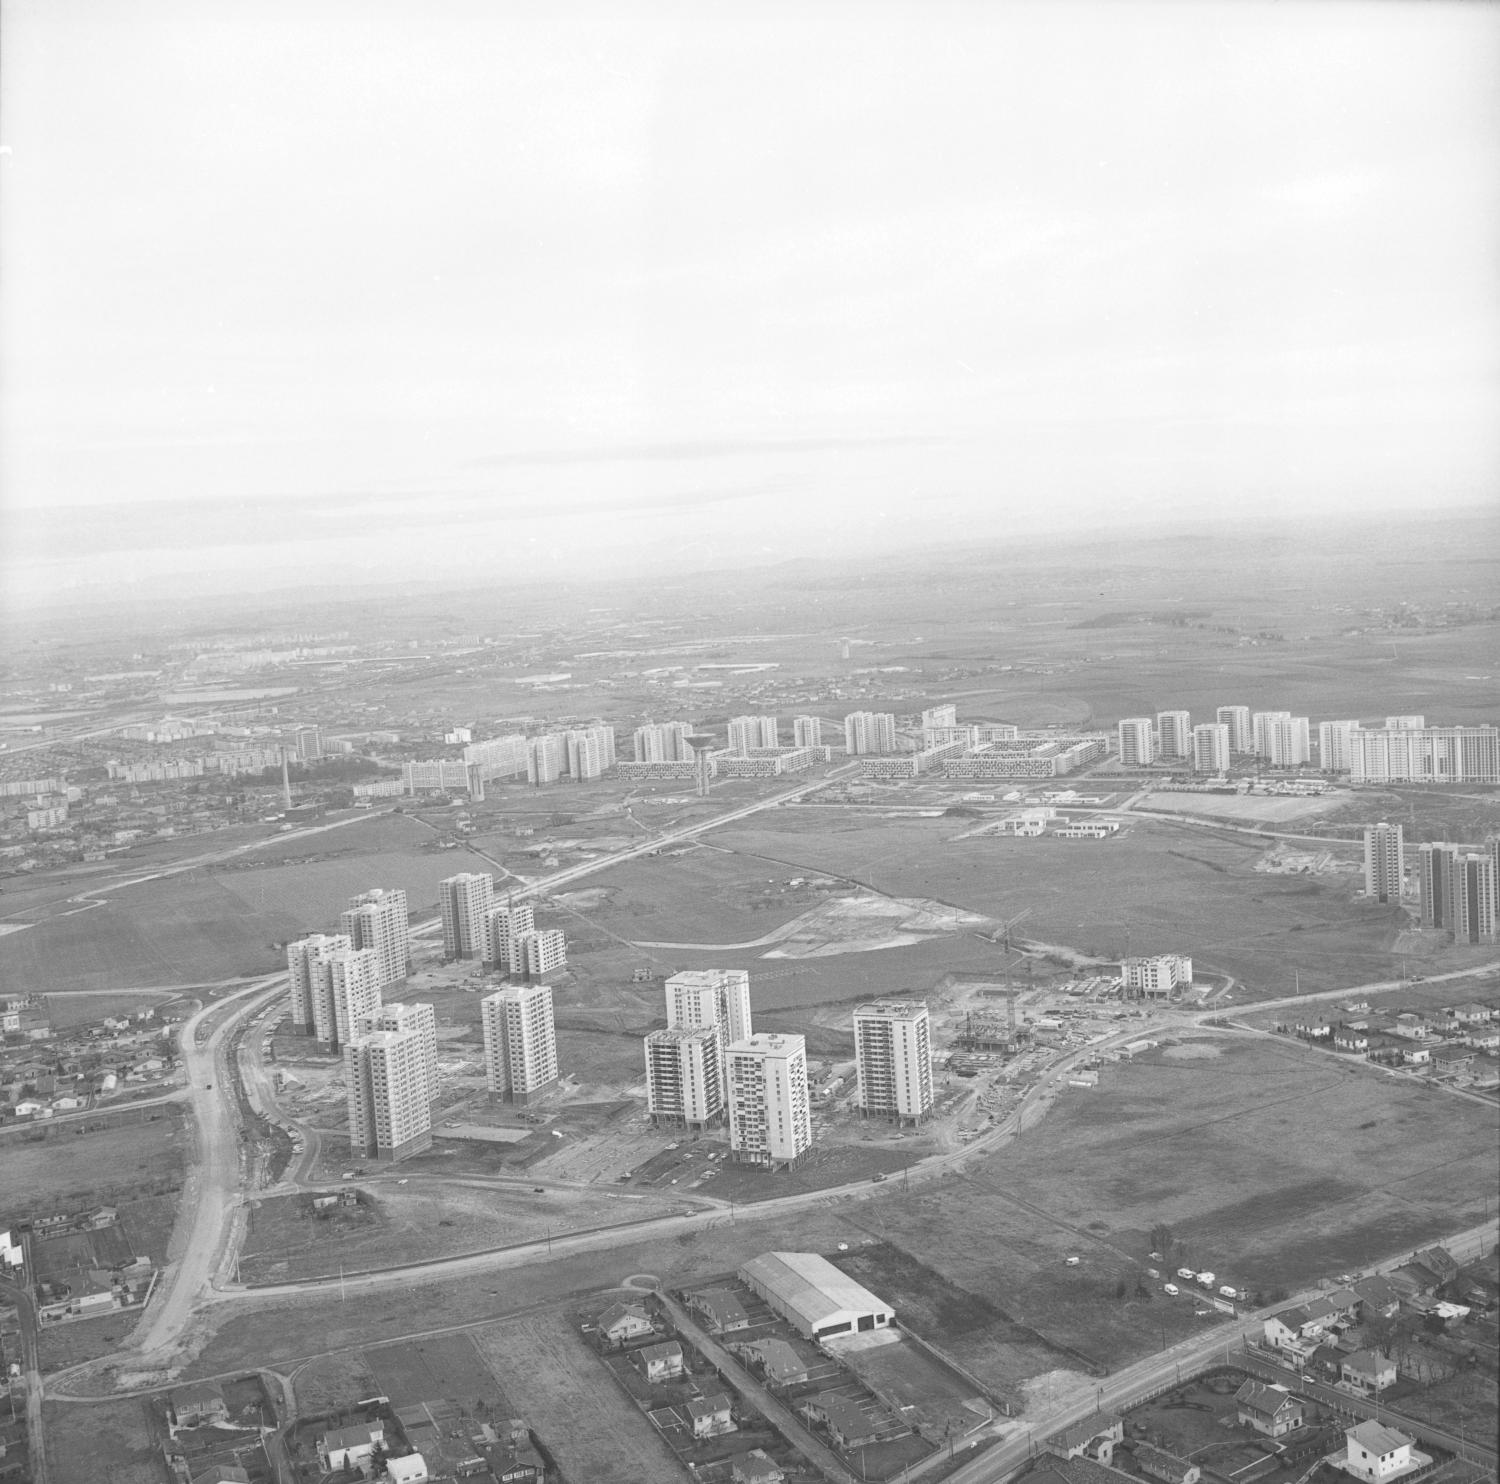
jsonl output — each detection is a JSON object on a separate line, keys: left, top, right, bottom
{"left": 800, "top": 1392, "right": 884, "bottom": 1450}
{"left": 1344, "top": 1421, "right": 1419, "bottom": 1482}
{"left": 597, "top": 1301, "right": 655, "bottom": 1348}
{"left": 687, "top": 1393, "right": 735, "bottom": 1439}
{"left": 687, "top": 1287, "right": 750, "bottom": 1334}
{"left": 1132, "top": 1444, "right": 1200, "bottom": 1484}
{"left": 1049, "top": 1413, "right": 1124, "bottom": 1463}
{"left": 632, "top": 1340, "right": 684, "bottom": 1383}
{"left": 1234, "top": 1381, "right": 1305, "bottom": 1438}
{"left": 319, "top": 1421, "right": 385, "bottom": 1473}
{"left": 1340, "top": 1349, "right": 1397, "bottom": 1395}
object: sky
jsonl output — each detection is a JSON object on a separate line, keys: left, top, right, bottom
{"left": 2, "top": 0, "right": 1497, "bottom": 606}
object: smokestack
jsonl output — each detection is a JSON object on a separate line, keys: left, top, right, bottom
{"left": 281, "top": 748, "right": 292, "bottom": 809}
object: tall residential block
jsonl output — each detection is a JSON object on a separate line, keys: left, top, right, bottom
{"left": 527, "top": 733, "right": 567, "bottom": 784}
{"left": 1216, "top": 706, "right": 1253, "bottom": 754}
{"left": 1418, "top": 843, "right": 1456, "bottom": 930}
{"left": 1363, "top": 823, "right": 1404, "bottom": 905}
{"left": 667, "top": 969, "right": 753, "bottom": 1043}
{"left": 287, "top": 933, "right": 352, "bottom": 1033}
{"left": 314, "top": 948, "right": 382, "bottom": 1049}
{"left": 793, "top": 715, "right": 824, "bottom": 749}
{"left": 1117, "top": 718, "right": 1155, "bottom": 767}
{"left": 487, "top": 900, "right": 535, "bottom": 976}
{"left": 633, "top": 722, "right": 692, "bottom": 763}
{"left": 853, "top": 1000, "right": 933, "bottom": 1125}
{"left": 1348, "top": 726, "right": 1500, "bottom": 785}
{"left": 1451, "top": 852, "right": 1497, "bottom": 944}
{"left": 345, "top": 1029, "right": 433, "bottom": 1163}
{"left": 518, "top": 927, "right": 567, "bottom": 981}
{"left": 439, "top": 872, "right": 495, "bottom": 960}
{"left": 645, "top": 1027, "right": 724, "bottom": 1129}
{"left": 843, "top": 712, "right": 897, "bottom": 756}
{"left": 339, "top": 888, "right": 410, "bottom": 987}
{"left": 357, "top": 1000, "right": 438, "bottom": 1107}
{"left": 481, "top": 985, "right": 559, "bottom": 1103}
{"left": 1385, "top": 715, "right": 1426, "bottom": 730}
{"left": 1156, "top": 711, "right": 1192, "bottom": 760}
{"left": 726, "top": 1033, "right": 812, "bottom": 1169}
{"left": 1121, "top": 955, "right": 1193, "bottom": 999}
{"left": 1253, "top": 712, "right": 1310, "bottom": 766}
{"left": 1318, "top": 721, "right": 1361, "bottom": 774}
{"left": 293, "top": 726, "right": 324, "bottom": 761}
{"left": 565, "top": 726, "right": 614, "bottom": 780}
{"left": 727, "top": 715, "right": 780, "bottom": 754}
{"left": 1191, "top": 723, "right": 1231, "bottom": 775}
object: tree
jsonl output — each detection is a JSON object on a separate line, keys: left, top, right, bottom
{"left": 1150, "top": 1222, "right": 1174, "bottom": 1256}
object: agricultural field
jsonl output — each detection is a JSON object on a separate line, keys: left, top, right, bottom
{"left": 469, "top": 1310, "right": 683, "bottom": 1484}
{"left": 38, "top": 989, "right": 180, "bottom": 1028}
{"left": 42, "top": 1396, "right": 165, "bottom": 1484}
{"left": 0, "top": 1108, "right": 186, "bottom": 1223}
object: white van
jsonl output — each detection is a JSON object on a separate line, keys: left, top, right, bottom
{"left": 1163, "top": 1283, "right": 1180, "bottom": 1296}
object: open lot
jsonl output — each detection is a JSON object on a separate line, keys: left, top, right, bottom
{"left": 0, "top": 1107, "right": 186, "bottom": 1223}
{"left": 42, "top": 1396, "right": 165, "bottom": 1484}
{"left": 363, "top": 1331, "right": 494, "bottom": 1410}
{"left": 470, "top": 1309, "right": 683, "bottom": 1484}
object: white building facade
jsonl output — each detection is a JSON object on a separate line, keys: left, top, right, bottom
{"left": 853, "top": 1000, "right": 933, "bottom": 1124}
{"left": 726, "top": 1033, "right": 812, "bottom": 1169}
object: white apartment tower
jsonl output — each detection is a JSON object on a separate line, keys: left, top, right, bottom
{"left": 315, "top": 948, "right": 382, "bottom": 1049}
{"left": 1451, "top": 852, "right": 1497, "bottom": 944}
{"left": 666, "top": 969, "right": 753, "bottom": 1044}
{"left": 1252, "top": 712, "right": 1311, "bottom": 766}
{"left": 793, "top": 716, "right": 824, "bottom": 749}
{"left": 1385, "top": 715, "right": 1426, "bottom": 730}
{"left": 853, "top": 1000, "right": 933, "bottom": 1125}
{"left": 1121, "top": 955, "right": 1193, "bottom": 999}
{"left": 1318, "top": 721, "right": 1362, "bottom": 774}
{"left": 1117, "top": 718, "right": 1156, "bottom": 767}
{"left": 645, "top": 1027, "right": 724, "bottom": 1129}
{"left": 439, "top": 872, "right": 495, "bottom": 960}
{"left": 844, "top": 712, "right": 898, "bottom": 756}
{"left": 726, "top": 1033, "right": 812, "bottom": 1169}
{"left": 339, "top": 888, "right": 410, "bottom": 987}
{"left": 356, "top": 1000, "right": 438, "bottom": 1107}
{"left": 1191, "top": 723, "right": 1231, "bottom": 775}
{"left": 565, "top": 726, "right": 614, "bottom": 780}
{"left": 527, "top": 734, "right": 567, "bottom": 785}
{"left": 487, "top": 900, "right": 536, "bottom": 976}
{"left": 728, "top": 715, "right": 780, "bottom": 754}
{"left": 481, "top": 985, "right": 559, "bottom": 1103}
{"left": 518, "top": 928, "right": 568, "bottom": 981}
{"left": 1216, "top": 706, "right": 1253, "bottom": 754}
{"left": 345, "top": 1029, "right": 433, "bottom": 1162}
{"left": 1363, "top": 823, "right": 1405, "bottom": 905}
{"left": 1156, "top": 711, "right": 1192, "bottom": 760}
{"left": 633, "top": 722, "right": 692, "bottom": 763}
{"left": 287, "top": 933, "right": 352, "bottom": 1033}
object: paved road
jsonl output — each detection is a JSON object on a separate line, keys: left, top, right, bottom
{"left": 126, "top": 975, "right": 286, "bottom": 1363}
{"left": 0, "top": 1278, "right": 47, "bottom": 1484}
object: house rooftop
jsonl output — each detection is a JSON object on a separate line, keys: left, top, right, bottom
{"left": 1235, "top": 1381, "right": 1299, "bottom": 1416}
{"left": 1342, "top": 1349, "right": 1391, "bottom": 1375}
{"left": 808, "top": 1391, "right": 876, "bottom": 1438}
{"left": 1348, "top": 1420, "right": 1412, "bottom": 1455}
{"left": 1050, "top": 1412, "right": 1123, "bottom": 1450}
{"left": 687, "top": 1393, "right": 732, "bottom": 1420}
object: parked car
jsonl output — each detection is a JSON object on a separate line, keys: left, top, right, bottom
{"left": 1164, "top": 1283, "right": 1180, "bottom": 1296}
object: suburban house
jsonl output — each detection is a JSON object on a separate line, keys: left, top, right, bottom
{"left": 687, "top": 1393, "right": 735, "bottom": 1439}
{"left": 731, "top": 1450, "right": 787, "bottom": 1484}
{"left": 1234, "top": 1382, "right": 1306, "bottom": 1438}
{"left": 1340, "top": 1350, "right": 1397, "bottom": 1395}
{"left": 1323, "top": 1287, "right": 1362, "bottom": 1319}
{"left": 687, "top": 1287, "right": 751, "bottom": 1334}
{"left": 1430, "top": 1044, "right": 1475, "bottom": 1075}
{"left": 1344, "top": 1421, "right": 1421, "bottom": 1482}
{"left": 1409, "top": 1247, "right": 1460, "bottom": 1288}
{"left": 800, "top": 1392, "right": 885, "bottom": 1450}
{"left": 1448, "top": 1002, "right": 1496, "bottom": 1025}
{"left": 732, "top": 1337, "right": 815, "bottom": 1389}
{"left": 318, "top": 1421, "right": 385, "bottom": 1473}
{"left": 189, "top": 1468, "right": 250, "bottom": 1484}
{"left": 1132, "top": 1444, "right": 1200, "bottom": 1484}
{"left": 1464, "top": 1027, "right": 1500, "bottom": 1051}
{"left": 1353, "top": 1276, "right": 1403, "bottom": 1320}
{"left": 1391, "top": 1014, "right": 1429, "bottom": 1039}
{"left": 170, "top": 1382, "right": 228, "bottom": 1431}
{"left": 597, "top": 1301, "right": 656, "bottom": 1348}
{"left": 386, "top": 1456, "right": 429, "bottom": 1484}
{"left": 632, "top": 1340, "right": 685, "bottom": 1383}
{"left": 1333, "top": 1028, "right": 1370, "bottom": 1053}
{"left": 1262, "top": 1311, "right": 1323, "bottom": 1364}
{"left": 1049, "top": 1413, "right": 1125, "bottom": 1464}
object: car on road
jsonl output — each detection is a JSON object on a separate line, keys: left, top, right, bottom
{"left": 872, "top": 1172, "right": 887, "bottom": 1182}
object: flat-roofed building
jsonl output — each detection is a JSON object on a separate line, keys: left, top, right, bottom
{"left": 1216, "top": 705, "right": 1253, "bottom": 753}
{"left": 518, "top": 927, "right": 568, "bottom": 980}
{"left": 633, "top": 722, "right": 692, "bottom": 763}
{"left": 345, "top": 1028, "right": 433, "bottom": 1162}
{"left": 728, "top": 715, "right": 780, "bottom": 754}
{"left": 314, "top": 948, "right": 382, "bottom": 1050}
{"left": 1350, "top": 725, "right": 1500, "bottom": 785}
{"left": 1363, "top": 823, "right": 1404, "bottom": 905}
{"left": 481, "top": 984, "right": 558, "bottom": 1103}
{"left": 356, "top": 1000, "right": 437, "bottom": 1107}
{"left": 287, "top": 933, "right": 352, "bottom": 1034}
{"left": 645, "top": 1026, "right": 724, "bottom": 1129}
{"left": 1318, "top": 720, "right": 1361, "bottom": 773}
{"left": 487, "top": 900, "right": 535, "bottom": 976}
{"left": 339, "top": 888, "right": 410, "bottom": 987}
{"left": 1191, "top": 723, "right": 1230, "bottom": 775}
{"left": 1253, "top": 711, "right": 1311, "bottom": 766}
{"left": 1157, "top": 710, "right": 1192, "bottom": 760}
{"left": 843, "top": 711, "right": 897, "bottom": 756}
{"left": 738, "top": 1251, "right": 893, "bottom": 1341}
{"left": 854, "top": 1000, "right": 932, "bottom": 1124}
{"left": 1117, "top": 718, "right": 1155, "bottom": 766}
{"left": 792, "top": 715, "right": 823, "bottom": 749}
{"left": 727, "top": 1033, "right": 812, "bottom": 1169}
{"left": 439, "top": 871, "right": 494, "bottom": 960}
{"left": 1121, "top": 954, "right": 1193, "bottom": 999}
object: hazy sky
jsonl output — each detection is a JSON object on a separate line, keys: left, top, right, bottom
{"left": 2, "top": 0, "right": 1497, "bottom": 603}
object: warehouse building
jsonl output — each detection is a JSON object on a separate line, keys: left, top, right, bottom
{"left": 737, "top": 1251, "right": 893, "bottom": 1341}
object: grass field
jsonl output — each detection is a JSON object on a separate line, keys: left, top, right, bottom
{"left": 363, "top": 1332, "right": 495, "bottom": 1410}
{"left": 42, "top": 1397, "right": 163, "bottom": 1484}
{"left": 0, "top": 1108, "right": 186, "bottom": 1223}
{"left": 469, "top": 1311, "right": 682, "bottom": 1484}
{"left": 40, "top": 990, "right": 180, "bottom": 1028}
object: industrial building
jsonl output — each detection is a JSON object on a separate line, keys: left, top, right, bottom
{"left": 738, "top": 1251, "right": 893, "bottom": 1341}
